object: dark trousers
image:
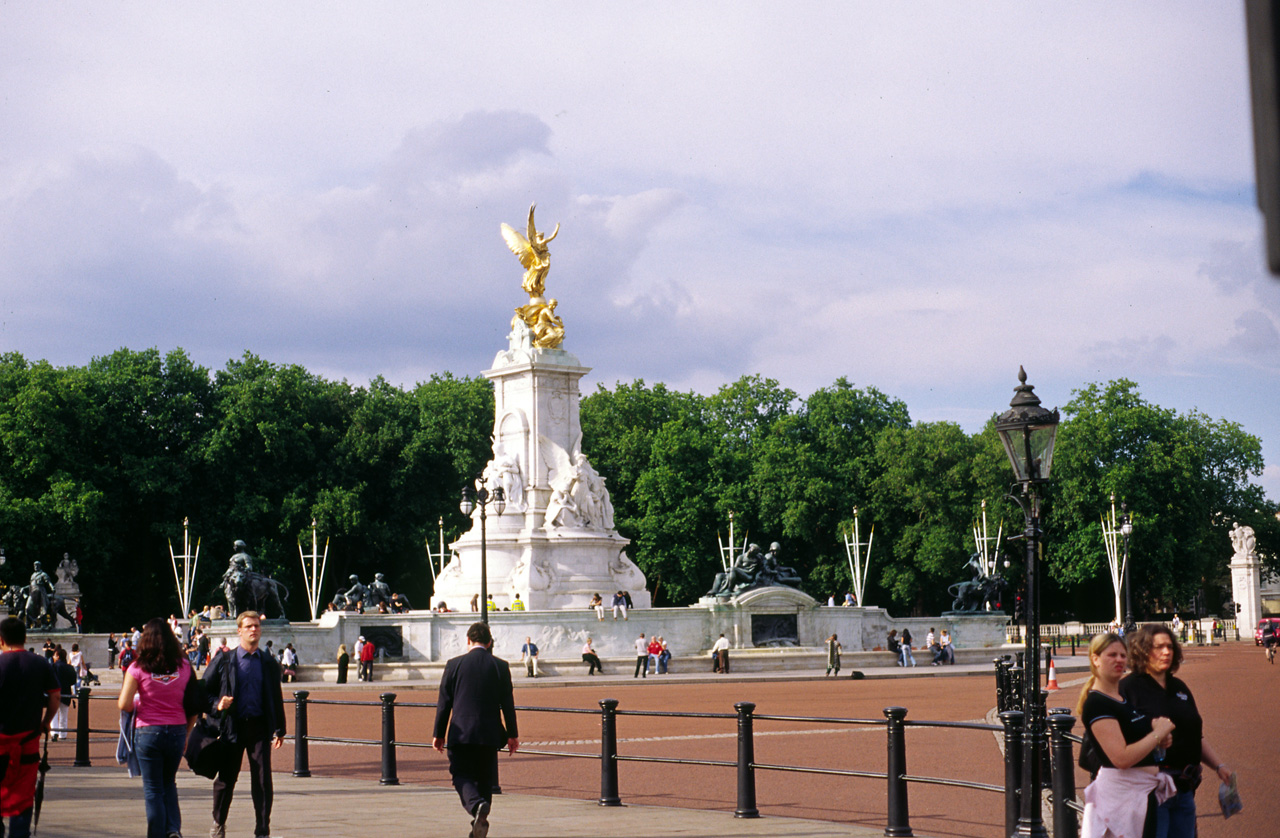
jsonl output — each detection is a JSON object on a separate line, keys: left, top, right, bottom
{"left": 447, "top": 745, "right": 497, "bottom": 816}
{"left": 359, "top": 659, "right": 373, "bottom": 681}
{"left": 634, "top": 656, "right": 647, "bottom": 677}
{"left": 582, "top": 653, "right": 602, "bottom": 674}
{"left": 715, "top": 650, "right": 729, "bottom": 673}
{"left": 212, "top": 716, "right": 273, "bottom": 837}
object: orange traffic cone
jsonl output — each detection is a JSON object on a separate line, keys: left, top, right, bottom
{"left": 1046, "top": 658, "right": 1059, "bottom": 691}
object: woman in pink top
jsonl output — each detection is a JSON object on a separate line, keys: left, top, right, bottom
{"left": 118, "top": 618, "right": 198, "bottom": 838}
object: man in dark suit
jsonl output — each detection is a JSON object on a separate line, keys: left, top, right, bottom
{"left": 202, "top": 610, "right": 287, "bottom": 838}
{"left": 433, "top": 622, "right": 519, "bottom": 838}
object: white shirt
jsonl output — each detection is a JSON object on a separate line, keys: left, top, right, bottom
{"left": 712, "top": 636, "right": 729, "bottom": 653}
{"left": 925, "top": 631, "right": 935, "bottom": 647}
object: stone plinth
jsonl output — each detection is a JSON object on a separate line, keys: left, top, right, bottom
{"left": 432, "top": 343, "right": 649, "bottom": 612}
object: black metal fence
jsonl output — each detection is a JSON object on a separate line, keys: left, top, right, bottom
{"left": 68, "top": 677, "right": 1085, "bottom": 838}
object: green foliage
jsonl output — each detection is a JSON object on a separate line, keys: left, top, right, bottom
{"left": 0, "top": 351, "right": 1270, "bottom": 628}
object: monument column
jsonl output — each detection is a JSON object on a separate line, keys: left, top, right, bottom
{"left": 1228, "top": 522, "right": 1261, "bottom": 634}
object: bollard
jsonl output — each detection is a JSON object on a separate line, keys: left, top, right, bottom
{"left": 734, "top": 702, "right": 759, "bottom": 818}
{"left": 379, "top": 693, "right": 399, "bottom": 785}
{"left": 599, "top": 699, "right": 621, "bottom": 806}
{"left": 1047, "top": 713, "right": 1078, "bottom": 838}
{"left": 1008, "top": 664, "right": 1024, "bottom": 710}
{"left": 993, "top": 658, "right": 1007, "bottom": 713}
{"left": 74, "top": 686, "right": 92, "bottom": 767}
{"left": 293, "top": 691, "right": 311, "bottom": 777}
{"left": 1000, "top": 710, "right": 1024, "bottom": 838}
{"left": 883, "top": 706, "right": 913, "bottom": 837}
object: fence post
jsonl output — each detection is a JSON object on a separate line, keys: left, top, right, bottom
{"left": 734, "top": 702, "right": 759, "bottom": 818}
{"left": 379, "top": 693, "right": 399, "bottom": 786}
{"left": 883, "top": 706, "right": 912, "bottom": 837}
{"left": 292, "top": 690, "right": 310, "bottom": 777}
{"left": 1048, "top": 713, "right": 1078, "bottom": 838}
{"left": 1008, "top": 662, "right": 1024, "bottom": 710}
{"left": 599, "top": 698, "right": 621, "bottom": 806}
{"left": 1000, "top": 710, "right": 1024, "bottom": 838}
{"left": 74, "top": 686, "right": 91, "bottom": 767}
{"left": 993, "top": 658, "right": 1007, "bottom": 712}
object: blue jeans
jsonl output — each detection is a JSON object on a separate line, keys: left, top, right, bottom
{"left": 135, "top": 724, "right": 187, "bottom": 838}
{"left": 899, "top": 646, "right": 915, "bottom": 666}
{"left": 2, "top": 808, "right": 34, "bottom": 838}
{"left": 1153, "top": 789, "right": 1196, "bottom": 838}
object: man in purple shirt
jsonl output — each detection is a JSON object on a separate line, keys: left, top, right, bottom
{"left": 202, "top": 611, "right": 286, "bottom": 838}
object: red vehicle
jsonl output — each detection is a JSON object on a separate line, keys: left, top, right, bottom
{"left": 1256, "top": 617, "right": 1280, "bottom": 646}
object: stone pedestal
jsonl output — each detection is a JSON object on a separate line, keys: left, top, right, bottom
{"left": 432, "top": 344, "right": 650, "bottom": 611}
{"left": 1229, "top": 548, "right": 1262, "bottom": 633}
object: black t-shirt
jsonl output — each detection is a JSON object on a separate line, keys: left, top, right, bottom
{"left": 0, "top": 650, "right": 60, "bottom": 734}
{"left": 1120, "top": 671, "right": 1202, "bottom": 771}
{"left": 1081, "top": 690, "right": 1157, "bottom": 768}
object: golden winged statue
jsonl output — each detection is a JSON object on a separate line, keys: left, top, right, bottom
{"left": 500, "top": 203, "right": 560, "bottom": 298}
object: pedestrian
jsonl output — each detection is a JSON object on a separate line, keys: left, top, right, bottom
{"left": 470, "top": 594, "right": 479, "bottom": 613}
{"left": 1075, "top": 632, "right": 1176, "bottom": 838}
{"left": 280, "top": 644, "right": 298, "bottom": 683}
{"left": 119, "top": 638, "right": 137, "bottom": 669}
{"left": 657, "top": 637, "right": 671, "bottom": 674}
{"left": 886, "top": 629, "right": 901, "bottom": 663}
{"left": 826, "top": 633, "right": 841, "bottom": 676}
{"left": 201, "top": 610, "right": 287, "bottom": 838}
{"left": 336, "top": 644, "right": 349, "bottom": 685}
{"left": 107, "top": 632, "right": 119, "bottom": 669}
{"left": 899, "top": 628, "right": 917, "bottom": 667}
{"left": 510, "top": 594, "right": 525, "bottom": 611}
{"left": 432, "top": 622, "right": 519, "bottom": 838}
{"left": 1120, "top": 624, "right": 1234, "bottom": 838}
{"left": 712, "top": 633, "right": 730, "bottom": 673}
{"left": 118, "top": 618, "right": 199, "bottom": 838}
{"left": 633, "top": 633, "right": 648, "bottom": 678}
{"left": 520, "top": 637, "right": 539, "bottom": 678}
{"left": 51, "top": 648, "right": 76, "bottom": 740}
{"left": 0, "top": 617, "right": 61, "bottom": 838}
{"left": 581, "top": 637, "right": 603, "bottom": 675}
{"left": 359, "top": 636, "right": 376, "bottom": 682}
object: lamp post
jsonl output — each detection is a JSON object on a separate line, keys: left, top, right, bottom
{"left": 1121, "top": 503, "right": 1134, "bottom": 635}
{"left": 460, "top": 475, "right": 505, "bottom": 625}
{"left": 995, "top": 367, "right": 1059, "bottom": 838}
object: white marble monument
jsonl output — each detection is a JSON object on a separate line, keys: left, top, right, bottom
{"left": 431, "top": 206, "right": 650, "bottom": 612}
{"left": 1228, "top": 521, "right": 1262, "bottom": 632}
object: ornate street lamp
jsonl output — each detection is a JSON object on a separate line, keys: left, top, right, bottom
{"left": 460, "top": 475, "right": 505, "bottom": 625}
{"left": 995, "top": 367, "right": 1059, "bottom": 838}
{"left": 1120, "top": 504, "right": 1134, "bottom": 635}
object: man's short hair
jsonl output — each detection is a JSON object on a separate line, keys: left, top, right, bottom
{"left": 467, "top": 622, "right": 492, "bottom": 646}
{"left": 236, "top": 610, "right": 262, "bottom": 628}
{"left": 0, "top": 616, "right": 26, "bottom": 646}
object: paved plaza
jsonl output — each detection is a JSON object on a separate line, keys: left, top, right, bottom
{"left": 33, "top": 642, "right": 1275, "bottom": 838}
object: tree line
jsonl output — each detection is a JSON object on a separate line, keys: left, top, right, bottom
{"left": 0, "top": 348, "right": 1273, "bottom": 630}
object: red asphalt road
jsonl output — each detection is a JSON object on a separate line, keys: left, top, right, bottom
{"left": 61, "top": 643, "right": 1275, "bottom": 838}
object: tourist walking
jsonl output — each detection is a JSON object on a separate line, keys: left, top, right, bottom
{"left": 1076, "top": 632, "right": 1175, "bottom": 838}
{"left": 118, "top": 618, "right": 199, "bottom": 838}
{"left": 1120, "top": 624, "right": 1234, "bottom": 838}
{"left": 202, "top": 610, "right": 287, "bottom": 838}
{"left": 826, "top": 633, "right": 841, "bottom": 676}
{"left": 0, "top": 617, "right": 61, "bottom": 838}
{"left": 51, "top": 649, "right": 76, "bottom": 740}
{"left": 432, "top": 622, "right": 518, "bottom": 838}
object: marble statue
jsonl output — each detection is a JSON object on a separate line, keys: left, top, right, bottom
{"left": 484, "top": 441, "right": 526, "bottom": 513}
{"left": 501, "top": 203, "right": 559, "bottom": 298}
{"left": 542, "top": 440, "right": 615, "bottom": 530}
{"left": 55, "top": 554, "right": 79, "bottom": 588}
{"left": 1230, "top": 522, "right": 1257, "bottom": 560}
{"left": 221, "top": 540, "right": 289, "bottom": 618}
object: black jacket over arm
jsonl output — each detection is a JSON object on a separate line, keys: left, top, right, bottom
{"left": 202, "top": 647, "right": 287, "bottom": 743}
{"left": 433, "top": 646, "right": 518, "bottom": 748}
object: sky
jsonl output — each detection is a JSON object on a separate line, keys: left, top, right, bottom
{"left": 1, "top": 3, "right": 1278, "bottom": 502}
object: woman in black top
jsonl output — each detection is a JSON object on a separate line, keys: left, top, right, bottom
{"left": 1075, "top": 632, "right": 1175, "bottom": 838}
{"left": 1120, "top": 625, "right": 1233, "bottom": 838}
